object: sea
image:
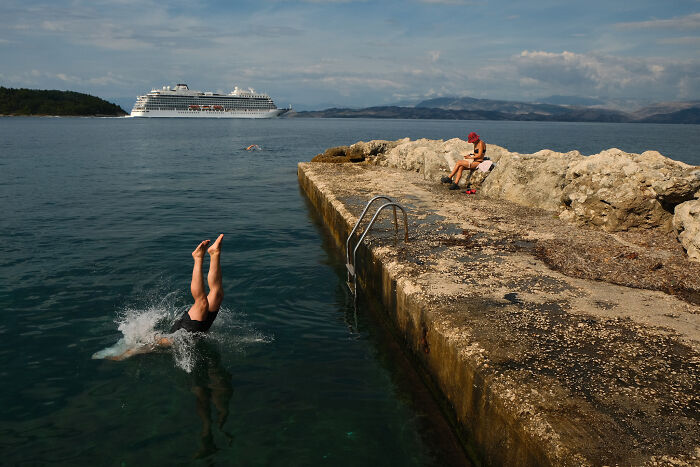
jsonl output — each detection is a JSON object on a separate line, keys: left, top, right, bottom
{"left": 1, "top": 117, "right": 698, "bottom": 466}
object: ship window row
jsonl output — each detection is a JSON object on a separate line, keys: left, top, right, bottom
{"left": 146, "top": 96, "right": 271, "bottom": 100}
{"left": 145, "top": 106, "right": 270, "bottom": 108}
{"left": 145, "top": 99, "right": 272, "bottom": 104}
{"left": 145, "top": 102, "right": 272, "bottom": 105}
{"left": 146, "top": 97, "right": 272, "bottom": 103}
{"left": 144, "top": 103, "right": 274, "bottom": 109}
{"left": 144, "top": 102, "right": 273, "bottom": 107}
{"left": 145, "top": 103, "right": 273, "bottom": 107}
{"left": 144, "top": 105, "right": 273, "bottom": 110}
{"left": 144, "top": 105, "right": 273, "bottom": 109}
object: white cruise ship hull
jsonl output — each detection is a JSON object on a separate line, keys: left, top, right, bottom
{"left": 130, "top": 108, "right": 288, "bottom": 118}
{"left": 130, "top": 83, "right": 290, "bottom": 119}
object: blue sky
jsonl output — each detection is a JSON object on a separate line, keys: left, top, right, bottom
{"left": 1, "top": 0, "right": 699, "bottom": 110}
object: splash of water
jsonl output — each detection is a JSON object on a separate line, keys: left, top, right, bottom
{"left": 92, "top": 291, "right": 273, "bottom": 372}
{"left": 91, "top": 296, "right": 180, "bottom": 362}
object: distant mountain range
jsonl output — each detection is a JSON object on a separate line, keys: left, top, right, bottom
{"left": 287, "top": 96, "right": 700, "bottom": 124}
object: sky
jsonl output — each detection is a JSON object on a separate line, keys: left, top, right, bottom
{"left": 1, "top": 0, "right": 699, "bottom": 110}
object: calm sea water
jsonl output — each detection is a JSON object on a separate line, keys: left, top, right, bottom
{"left": 0, "top": 117, "right": 698, "bottom": 466}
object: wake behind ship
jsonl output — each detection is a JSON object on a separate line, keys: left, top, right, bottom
{"left": 130, "top": 84, "right": 290, "bottom": 118}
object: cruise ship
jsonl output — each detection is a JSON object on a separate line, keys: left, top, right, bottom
{"left": 130, "top": 84, "right": 290, "bottom": 118}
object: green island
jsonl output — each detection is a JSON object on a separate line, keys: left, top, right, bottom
{"left": 0, "top": 87, "right": 127, "bottom": 117}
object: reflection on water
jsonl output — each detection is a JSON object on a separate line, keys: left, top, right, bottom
{"left": 188, "top": 341, "right": 235, "bottom": 460}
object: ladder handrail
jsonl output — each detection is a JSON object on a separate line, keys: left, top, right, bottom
{"left": 350, "top": 202, "right": 409, "bottom": 294}
{"left": 346, "top": 195, "right": 395, "bottom": 267}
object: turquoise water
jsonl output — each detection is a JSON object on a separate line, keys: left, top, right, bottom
{"left": 0, "top": 117, "right": 698, "bottom": 466}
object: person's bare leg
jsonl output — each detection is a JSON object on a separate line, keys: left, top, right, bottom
{"left": 448, "top": 164, "right": 459, "bottom": 179}
{"left": 105, "top": 344, "right": 155, "bottom": 361}
{"left": 454, "top": 166, "right": 465, "bottom": 184}
{"left": 207, "top": 234, "right": 224, "bottom": 312}
{"left": 188, "top": 240, "right": 210, "bottom": 321}
{"left": 450, "top": 160, "right": 472, "bottom": 183}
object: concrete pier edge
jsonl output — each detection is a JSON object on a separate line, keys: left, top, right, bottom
{"left": 299, "top": 163, "right": 562, "bottom": 465}
{"left": 298, "top": 158, "right": 700, "bottom": 466}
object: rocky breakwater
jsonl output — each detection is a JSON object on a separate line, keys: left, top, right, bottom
{"left": 313, "top": 138, "right": 700, "bottom": 262}
{"left": 304, "top": 140, "right": 700, "bottom": 465}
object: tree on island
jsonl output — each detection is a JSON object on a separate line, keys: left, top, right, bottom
{"left": 0, "top": 87, "right": 127, "bottom": 116}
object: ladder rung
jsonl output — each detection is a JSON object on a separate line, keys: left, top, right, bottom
{"left": 346, "top": 196, "right": 408, "bottom": 297}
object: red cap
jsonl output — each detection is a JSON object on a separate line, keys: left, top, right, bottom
{"left": 467, "top": 132, "right": 479, "bottom": 143}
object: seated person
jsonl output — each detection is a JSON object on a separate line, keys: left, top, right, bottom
{"left": 442, "top": 132, "right": 486, "bottom": 190}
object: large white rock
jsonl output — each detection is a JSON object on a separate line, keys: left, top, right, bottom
{"left": 480, "top": 149, "right": 584, "bottom": 212}
{"left": 377, "top": 138, "right": 456, "bottom": 180}
{"left": 376, "top": 137, "right": 510, "bottom": 187}
{"left": 674, "top": 199, "right": 700, "bottom": 262}
{"left": 560, "top": 149, "right": 700, "bottom": 231}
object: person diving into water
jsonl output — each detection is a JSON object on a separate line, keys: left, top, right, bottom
{"left": 103, "top": 234, "right": 225, "bottom": 360}
{"left": 168, "top": 233, "right": 224, "bottom": 335}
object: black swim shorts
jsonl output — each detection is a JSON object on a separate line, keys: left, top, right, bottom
{"left": 169, "top": 310, "right": 219, "bottom": 333}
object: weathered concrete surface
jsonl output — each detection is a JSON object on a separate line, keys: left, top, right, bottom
{"left": 298, "top": 161, "right": 700, "bottom": 466}
{"left": 320, "top": 138, "right": 700, "bottom": 260}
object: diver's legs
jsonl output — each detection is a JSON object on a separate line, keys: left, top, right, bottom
{"left": 188, "top": 240, "right": 210, "bottom": 321}
{"left": 207, "top": 234, "right": 224, "bottom": 312}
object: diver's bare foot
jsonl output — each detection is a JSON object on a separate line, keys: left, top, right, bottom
{"left": 193, "top": 240, "right": 211, "bottom": 259}
{"left": 208, "top": 234, "right": 224, "bottom": 256}
{"left": 156, "top": 336, "right": 173, "bottom": 347}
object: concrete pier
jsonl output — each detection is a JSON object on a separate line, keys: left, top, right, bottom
{"left": 298, "top": 161, "right": 699, "bottom": 466}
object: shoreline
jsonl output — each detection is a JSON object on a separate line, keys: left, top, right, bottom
{"left": 298, "top": 156, "right": 699, "bottom": 465}
{"left": 0, "top": 114, "right": 127, "bottom": 117}
{"left": 285, "top": 106, "right": 700, "bottom": 125}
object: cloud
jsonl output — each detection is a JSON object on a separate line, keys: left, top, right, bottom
{"left": 659, "top": 36, "right": 700, "bottom": 45}
{"left": 2, "top": 0, "right": 699, "bottom": 108}
{"left": 1, "top": 68, "right": 132, "bottom": 89}
{"left": 315, "top": 76, "right": 403, "bottom": 89}
{"left": 1, "top": 0, "right": 222, "bottom": 51}
{"left": 417, "top": 0, "right": 473, "bottom": 4}
{"left": 515, "top": 50, "right": 700, "bottom": 99}
{"left": 286, "top": 0, "right": 369, "bottom": 3}
{"left": 615, "top": 13, "right": 700, "bottom": 30}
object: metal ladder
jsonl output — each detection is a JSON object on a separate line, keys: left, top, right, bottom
{"left": 346, "top": 196, "right": 409, "bottom": 295}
